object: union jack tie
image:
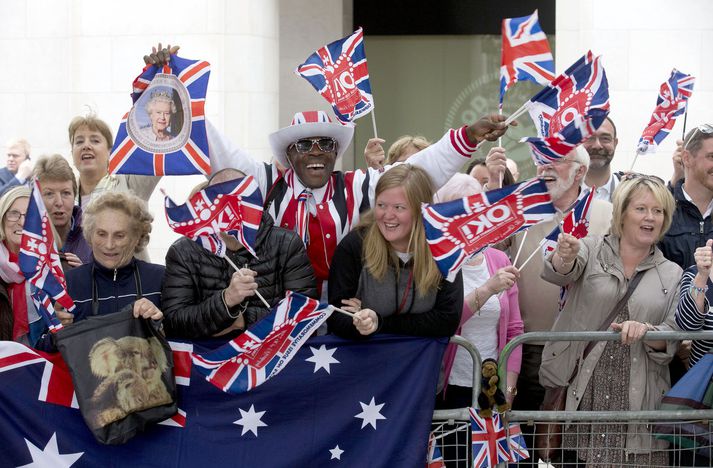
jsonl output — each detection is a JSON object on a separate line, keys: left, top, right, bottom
{"left": 296, "top": 189, "right": 313, "bottom": 246}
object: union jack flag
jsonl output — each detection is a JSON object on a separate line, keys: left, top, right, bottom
{"left": 499, "top": 10, "right": 555, "bottom": 106}
{"left": 507, "top": 422, "right": 530, "bottom": 462}
{"left": 637, "top": 68, "right": 696, "bottom": 155}
{"left": 422, "top": 178, "right": 555, "bottom": 282}
{"left": 295, "top": 27, "right": 374, "bottom": 123}
{"left": 470, "top": 408, "right": 512, "bottom": 468}
{"left": 541, "top": 188, "right": 595, "bottom": 311}
{"left": 521, "top": 51, "right": 610, "bottom": 165}
{"left": 110, "top": 54, "right": 211, "bottom": 176}
{"left": 191, "top": 291, "right": 332, "bottom": 394}
{"left": 164, "top": 176, "right": 263, "bottom": 258}
{"left": 426, "top": 432, "right": 446, "bottom": 468}
{"left": 19, "top": 180, "right": 75, "bottom": 332}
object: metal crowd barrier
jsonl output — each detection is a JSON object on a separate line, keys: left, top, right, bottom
{"left": 432, "top": 331, "right": 713, "bottom": 467}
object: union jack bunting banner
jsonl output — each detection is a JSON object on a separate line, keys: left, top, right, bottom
{"left": 506, "top": 422, "right": 530, "bottom": 462}
{"left": 470, "top": 408, "right": 512, "bottom": 468}
{"left": 296, "top": 27, "right": 374, "bottom": 123}
{"left": 110, "top": 54, "right": 211, "bottom": 176}
{"left": 521, "top": 51, "right": 610, "bottom": 165}
{"left": 422, "top": 177, "right": 555, "bottom": 282}
{"left": 426, "top": 432, "right": 446, "bottom": 468}
{"left": 164, "top": 176, "right": 264, "bottom": 258}
{"left": 19, "top": 179, "right": 75, "bottom": 332}
{"left": 637, "top": 68, "right": 695, "bottom": 155}
{"left": 499, "top": 9, "right": 555, "bottom": 106}
{"left": 192, "top": 291, "right": 333, "bottom": 394}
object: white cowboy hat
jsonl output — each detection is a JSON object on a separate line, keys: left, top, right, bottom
{"left": 268, "top": 111, "right": 354, "bottom": 169}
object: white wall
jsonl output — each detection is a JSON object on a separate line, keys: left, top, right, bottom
{"left": 556, "top": 0, "right": 713, "bottom": 179}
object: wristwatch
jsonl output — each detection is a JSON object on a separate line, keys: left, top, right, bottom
{"left": 506, "top": 386, "right": 518, "bottom": 396}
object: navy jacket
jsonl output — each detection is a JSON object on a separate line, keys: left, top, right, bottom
{"left": 0, "top": 167, "right": 22, "bottom": 196}
{"left": 659, "top": 180, "right": 713, "bottom": 270}
{"left": 66, "top": 257, "right": 165, "bottom": 322}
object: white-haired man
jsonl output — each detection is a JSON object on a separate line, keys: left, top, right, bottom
{"left": 0, "top": 139, "right": 32, "bottom": 195}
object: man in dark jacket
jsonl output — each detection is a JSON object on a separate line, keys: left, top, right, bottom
{"left": 161, "top": 169, "right": 317, "bottom": 339}
{"left": 660, "top": 124, "right": 713, "bottom": 270}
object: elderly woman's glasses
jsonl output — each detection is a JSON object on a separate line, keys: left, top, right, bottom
{"left": 4, "top": 210, "right": 27, "bottom": 222}
{"left": 291, "top": 137, "right": 336, "bottom": 153}
{"left": 683, "top": 124, "right": 713, "bottom": 151}
{"left": 621, "top": 172, "right": 665, "bottom": 185}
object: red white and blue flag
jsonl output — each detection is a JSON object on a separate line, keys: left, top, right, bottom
{"left": 19, "top": 180, "right": 75, "bottom": 332}
{"left": 164, "top": 176, "right": 264, "bottom": 258}
{"left": 507, "top": 422, "right": 530, "bottom": 462}
{"left": 296, "top": 27, "right": 374, "bottom": 123}
{"left": 470, "top": 409, "right": 512, "bottom": 468}
{"left": 110, "top": 54, "right": 211, "bottom": 176}
{"left": 637, "top": 68, "right": 695, "bottom": 155}
{"left": 521, "top": 51, "right": 610, "bottom": 165}
{"left": 192, "top": 291, "right": 333, "bottom": 394}
{"left": 426, "top": 432, "right": 446, "bottom": 468}
{"left": 499, "top": 10, "right": 555, "bottom": 106}
{"left": 422, "top": 178, "right": 555, "bottom": 282}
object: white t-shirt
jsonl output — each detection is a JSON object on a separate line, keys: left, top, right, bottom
{"left": 448, "top": 261, "right": 501, "bottom": 388}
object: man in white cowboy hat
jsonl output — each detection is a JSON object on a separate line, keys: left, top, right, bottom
{"left": 208, "top": 110, "right": 512, "bottom": 298}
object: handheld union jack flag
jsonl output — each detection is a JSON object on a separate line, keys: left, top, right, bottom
{"left": 637, "top": 68, "right": 695, "bottom": 155}
{"left": 110, "top": 54, "right": 211, "bottom": 176}
{"left": 191, "top": 291, "right": 332, "bottom": 394}
{"left": 19, "top": 180, "right": 75, "bottom": 332}
{"left": 499, "top": 10, "right": 555, "bottom": 107}
{"left": 507, "top": 422, "right": 530, "bottom": 462}
{"left": 470, "top": 408, "right": 512, "bottom": 468}
{"left": 426, "top": 432, "right": 446, "bottom": 468}
{"left": 521, "top": 51, "right": 610, "bottom": 165}
{"left": 295, "top": 27, "right": 374, "bottom": 123}
{"left": 164, "top": 176, "right": 264, "bottom": 258}
{"left": 422, "top": 178, "right": 555, "bottom": 282}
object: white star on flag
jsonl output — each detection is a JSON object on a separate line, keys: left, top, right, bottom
{"left": 305, "top": 345, "right": 340, "bottom": 374}
{"left": 18, "top": 433, "right": 83, "bottom": 468}
{"left": 234, "top": 404, "right": 267, "bottom": 437}
{"left": 329, "top": 445, "right": 344, "bottom": 460}
{"left": 354, "top": 396, "right": 386, "bottom": 430}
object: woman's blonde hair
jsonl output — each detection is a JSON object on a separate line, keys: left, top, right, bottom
{"left": 83, "top": 191, "right": 153, "bottom": 253}
{"left": 386, "top": 135, "right": 431, "bottom": 165}
{"left": 0, "top": 186, "right": 31, "bottom": 242}
{"left": 360, "top": 164, "right": 441, "bottom": 296}
{"left": 611, "top": 176, "right": 675, "bottom": 242}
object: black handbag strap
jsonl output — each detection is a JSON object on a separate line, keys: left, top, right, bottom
{"left": 581, "top": 270, "right": 645, "bottom": 360}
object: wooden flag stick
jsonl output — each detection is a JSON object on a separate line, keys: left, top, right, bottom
{"left": 682, "top": 109, "right": 689, "bottom": 140}
{"left": 518, "top": 240, "right": 545, "bottom": 270}
{"left": 512, "top": 230, "right": 529, "bottom": 267}
{"left": 333, "top": 306, "right": 358, "bottom": 318}
{"left": 371, "top": 110, "right": 378, "bottom": 139}
{"left": 629, "top": 151, "right": 640, "bottom": 173}
{"left": 223, "top": 255, "right": 271, "bottom": 309}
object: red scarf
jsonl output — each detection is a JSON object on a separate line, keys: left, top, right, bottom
{"left": 7, "top": 250, "right": 28, "bottom": 340}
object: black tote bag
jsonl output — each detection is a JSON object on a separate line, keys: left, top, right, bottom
{"left": 55, "top": 305, "right": 177, "bottom": 445}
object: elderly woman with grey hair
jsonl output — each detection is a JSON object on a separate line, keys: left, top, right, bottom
{"left": 62, "top": 191, "right": 164, "bottom": 325}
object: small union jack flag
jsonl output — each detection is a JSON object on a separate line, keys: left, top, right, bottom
{"left": 541, "top": 188, "right": 595, "bottom": 311}
{"left": 191, "top": 291, "right": 332, "bottom": 394}
{"left": 499, "top": 10, "right": 555, "bottom": 106}
{"left": 470, "top": 408, "right": 512, "bottom": 468}
{"left": 110, "top": 54, "right": 211, "bottom": 176}
{"left": 296, "top": 27, "right": 374, "bottom": 123}
{"left": 422, "top": 178, "right": 555, "bottom": 282}
{"left": 19, "top": 179, "right": 75, "bottom": 332}
{"left": 521, "top": 51, "right": 610, "bottom": 165}
{"left": 506, "top": 422, "right": 530, "bottom": 462}
{"left": 637, "top": 68, "right": 695, "bottom": 155}
{"left": 164, "top": 176, "right": 264, "bottom": 258}
{"left": 426, "top": 432, "right": 446, "bottom": 468}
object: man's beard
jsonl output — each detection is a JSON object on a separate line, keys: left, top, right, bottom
{"left": 543, "top": 167, "right": 577, "bottom": 201}
{"left": 587, "top": 149, "right": 613, "bottom": 170}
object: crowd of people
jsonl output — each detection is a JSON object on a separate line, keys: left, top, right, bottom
{"left": 1, "top": 45, "right": 713, "bottom": 465}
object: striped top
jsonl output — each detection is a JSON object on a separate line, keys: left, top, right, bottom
{"left": 675, "top": 266, "right": 713, "bottom": 366}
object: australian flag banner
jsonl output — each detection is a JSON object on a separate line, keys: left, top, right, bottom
{"left": 192, "top": 291, "right": 332, "bottom": 394}
{"left": 19, "top": 179, "right": 75, "bottom": 332}
{"left": 0, "top": 333, "right": 446, "bottom": 467}
{"left": 296, "top": 27, "right": 374, "bottom": 123}
{"left": 637, "top": 68, "right": 695, "bottom": 155}
{"left": 110, "top": 54, "right": 211, "bottom": 176}
{"left": 164, "top": 175, "right": 263, "bottom": 258}
{"left": 521, "top": 51, "right": 610, "bottom": 165}
{"left": 499, "top": 9, "right": 555, "bottom": 106}
{"left": 422, "top": 177, "right": 555, "bottom": 281}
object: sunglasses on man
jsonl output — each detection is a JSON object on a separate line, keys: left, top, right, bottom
{"left": 290, "top": 137, "right": 337, "bottom": 154}
{"left": 683, "top": 124, "right": 713, "bottom": 151}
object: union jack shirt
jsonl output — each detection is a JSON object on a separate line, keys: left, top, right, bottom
{"left": 207, "top": 122, "right": 480, "bottom": 293}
